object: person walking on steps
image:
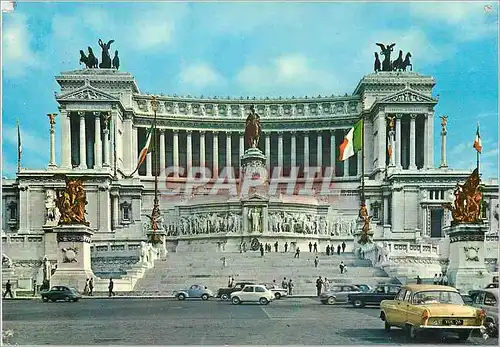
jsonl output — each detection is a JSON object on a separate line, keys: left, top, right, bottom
{"left": 274, "top": 241, "right": 278, "bottom": 252}
{"left": 294, "top": 247, "right": 300, "bottom": 258}
{"left": 339, "top": 261, "right": 345, "bottom": 274}
{"left": 313, "top": 242, "right": 318, "bottom": 252}
{"left": 314, "top": 256, "right": 319, "bottom": 268}
{"left": 260, "top": 243, "right": 264, "bottom": 257}
{"left": 282, "top": 277, "right": 288, "bottom": 290}
{"left": 316, "top": 276, "right": 323, "bottom": 296}
{"left": 309, "top": 242, "right": 313, "bottom": 252}
{"left": 337, "top": 245, "right": 341, "bottom": 255}
{"left": 326, "top": 245, "right": 330, "bottom": 256}
{"left": 108, "top": 278, "right": 116, "bottom": 297}
{"left": 3, "top": 280, "right": 13, "bottom": 298}
{"left": 288, "top": 279, "right": 294, "bottom": 295}
{"left": 284, "top": 242, "right": 288, "bottom": 253}
{"left": 342, "top": 241, "right": 346, "bottom": 253}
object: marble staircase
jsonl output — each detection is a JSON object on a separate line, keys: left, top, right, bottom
{"left": 133, "top": 251, "right": 393, "bottom": 295}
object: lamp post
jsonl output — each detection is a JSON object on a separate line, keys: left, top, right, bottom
{"left": 149, "top": 96, "right": 163, "bottom": 244}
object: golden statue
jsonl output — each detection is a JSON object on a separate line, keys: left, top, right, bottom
{"left": 387, "top": 116, "right": 395, "bottom": 130}
{"left": 443, "top": 168, "right": 483, "bottom": 225}
{"left": 55, "top": 176, "right": 90, "bottom": 226}
{"left": 440, "top": 115, "right": 448, "bottom": 132}
{"left": 358, "top": 203, "right": 373, "bottom": 244}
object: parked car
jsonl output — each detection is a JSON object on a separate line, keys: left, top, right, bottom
{"left": 320, "top": 284, "right": 361, "bottom": 305}
{"left": 471, "top": 289, "right": 498, "bottom": 337}
{"left": 173, "top": 284, "right": 214, "bottom": 300}
{"left": 348, "top": 284, "right": 401, "bottom": 308}
{"left": 264, "top": 284, "right": 288, "bottom": 299}
{"left": 216, "top": 281, "right": 255, "bottom": 301}
{"left": 231, "top": 284, "right": 274, "bottom": 305}
{"left": 41, "top": 286, "right": 81, "bottom": 302}
{"left": 380, "top": 284, "right": 486, "bottom": 341}
{"left": 461, "top": 294, "right": 474, "bottom": 306}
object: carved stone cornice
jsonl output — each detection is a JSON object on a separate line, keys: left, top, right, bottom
{"left": 57, "top": 232, "right": 93, "bottom": 244}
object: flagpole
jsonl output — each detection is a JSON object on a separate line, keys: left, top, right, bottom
{"left": 150, "top": 96, "right": 160, "bottom": 241}
{"left": 17, "top": 119, "right": 21, "bottom": 173}
{"left": 361, "top": 113, "right": 365, "bottom": 204}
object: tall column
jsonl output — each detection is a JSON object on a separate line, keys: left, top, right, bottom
{"left": 94, "top": 112, "right": 102, "bottom": 169}
{"left": 316, "top": 132, "right": 322, "bottom": 171}
{"left": 103, "top": 123, "right": 110, "bottom": 167}
{"left": 212, "top": 131, "right": 219, "bottom": 178}
{"left": 291, "top": 131, "right": 297, "bottom": 169}
{"left": 277, "top": 132, "right": 283, "bottom": 170}
{"left": 344, "top": 129, "right": 350, "bottom": 177}
{"left": 146, "top": 151, "right": 152, "bottom": 176}
{"left": 239, "top": 133, "right": 244, "bottom": 157}
{"left": 131, "top": 125, "right": 138, "bottom": 174}
{"left": 111, "top": 192, "right": 119, "bottom": 230}
{"left": 123, "top": 115, "right": 133, "bottom": 172}
{"left": 200, "top": 131, "right": 206, "bottom": 176}
{"left": 60, "top": 108, "right": 71, "bottom": 168}
{"left": 330, "top": 130, "right": 336, "bottom": 176}
{"left": 160, "top": 129, "right": 166, "bottom": 176}
{"left": 440, "top": 116, "right": 448, "bottom": 168}
{"left": 395, "top": 114, "right": 402, "bottom": 169}
{"left": 377, "top": 112, "right": 386, "bottom": 170}
{"left": 78, "top": 111, "right": 87, "bottom": 169}
{"left": 409, "top": 114, "right": 417, "bottom": 170}
{"left": 384, "top": 195, "right": 390, "bottom": 225}
{"left": 427, "top": 111, "right": 435, "bottom": 169}
{"left": 48, "top": 113, "right": 57, "bottom": 167}
{"left": 357, "top": 151, "right": 362, "bottom": 175}
{"left": 304, "top": 132, "right": 309, "bottom": 171}
{"left": 173, "top": 130, "right": 179, "bottom": 178}
{"left": 186, "top": 130, "right": 193, "bottom": 178}
{"left": 265, "top": 133, "right": 271, "bottom": 173}
{"left": 226, "top": 132, "right": 232, "bottom": 178}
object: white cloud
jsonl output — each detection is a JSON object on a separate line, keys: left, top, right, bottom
{"left": 236, "top": 54, "right": 339, "bottom": 95}
{"left": 3, "top": 124, "right": 48, "bottom": 155}
{"left": 2, "top": 13, "right": 40, "bottom": 77}
{"left": 179, "top": 63, "right": 225, "bottom": 89}
{"left": 132, "top": 19, "right": 174, "bottom": 50}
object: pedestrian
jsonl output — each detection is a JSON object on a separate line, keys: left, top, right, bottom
{"left": 433, "top": 273, "right": 438, "bottom": 285}
{"left": 326, "top": 245, "right": 330, "bottom": 256}
{"left": 230, "top": 276, "right": 235, "bottom": 287}
{"left": 288, "top": 279, "right": 294, "bottom": 295}
{"left": 3, "top": 280, "right": 13, "bottom": 298}
{"left": 339, "top": 261, "right": 345, "bottom": 274}
{"left": 308, "top": 242, "right": 313, "bottom": 252}
{"left": 324, "top": 277, "right": 330, "bottom": 292}
{"left": 281, "top": 277, "right": 288, "bottom": 289}
{"left": 313, "top": 242, "right": 318, "bottom": 252}
{"left": 438, "top": 273, "right": 443, "bottom": 285}
{"left": 89, "top": 278, "right": 94, "bottom": 296}
{"left": 342, "top": 241, "right": 346, "bottom": 253}
{"left": 272, "top": 279, "right": 277, "bottom": 288}
{"left": 316, "top": 276, "right": 323, "bottom": 296}
{"left": 84, "top": 278, "right": 90, "bottom": 295}
{"left": 108, "top": 278, "right": 115, "bottom": 297}
{"left": 33, "top": 279, "right": 37, "bottom": 296}
{"left": 284, "top": 242, "right": 288, "bottom": 253}
{"left": 442, "top": 273, "right": 448, "bottom": 286}
{"left": 314, "top": 256, "right": 319, "bottom": 268}
{"left": 416, "top": 275, "right": 422, "bottom": 284}
{"left": 337, "top": 245, "right": 341, "bottom": 255}
{"left": 294, "top": 247, "right": 300, "bottom": 258}
{"left": 260, "top": 243, "right": 264, "bottom": 257}
{"left": 274, "top": 241, "right": 278, "bottom": 252}
{"left": 228, "top": 276, "right": 232, "bottom": 287}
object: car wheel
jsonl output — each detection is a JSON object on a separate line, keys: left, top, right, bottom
{"left": 457, "top": 330, "right": 471, "bottom": 341}
{"left": 327, "top": 296, "right": 336, "bottom": 305}
{"left": 221, "top": 294, "right": 229, "bottom": 301}
{"left": 64, "top": 296, "right": 70, "bottom": 302}
{"left": 274, "top": 293, "right": 281, "bottom": 300}
{"left": 231, "top": 296, "right": 241, "bottom": 305}
{"left": 259, "top": 297, "right": 269, "bottom": 305}
{"left": 201, "top": 294, "right": 209, "bottom": 301}
{"left": 384, "top": 321, "right": 391, "bottom": 332}
{"left": 485, "top": 318, "right": 498, "bottom": 337}
{"left": 177, "top": 293, "right": 186, "bottom": 301}
{"left": 42, "top": 296, "right": 49, "bottom": 302}
{"left": 405, "top": 324, "right": 417, "bottom": 339}
{"left": 353, "top": 299, "right": 364, "bottom": 308}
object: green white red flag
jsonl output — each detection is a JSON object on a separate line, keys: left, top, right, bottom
{"left": 128, "top": 123, "right": 154, "bottom": 177}
{"left": 338, "top": 119, "right": 363, "bottom": 161}
{"left": 473, "top": 122, "right": 482, "bottom": 153}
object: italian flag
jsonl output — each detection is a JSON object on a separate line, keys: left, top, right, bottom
{"left": 473, "top": 122, "right": 482, "bottom": 153}
{"left": 128, "top": 123, "right": 154, "bottom": 176}
{"left": 338, "top": 119, "right": 363, "bottom": 161}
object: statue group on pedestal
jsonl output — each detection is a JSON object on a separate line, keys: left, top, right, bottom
{"left": 374, "top": 43, "right": 412, "bottom": 72}
{"left": 79, "top": 39, "right": 120, "bottom": 70}
{"left": 357, "top": 203, "right": 373, "bottom": 245}
{"left": 55, "top": 176, "right": 89, "bottom": 226}
{"left": 443, "top": 168, "right": 483, "bottom": 225}
{"left": 244, "top": 105, "right": 262, "bottom": 149}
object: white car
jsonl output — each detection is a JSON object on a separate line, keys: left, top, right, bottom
{"left": 264, "top": 284, "right": 288, "bottom": 299}
{"left": 231, "top": 284, "right": 275, "bottom": 305}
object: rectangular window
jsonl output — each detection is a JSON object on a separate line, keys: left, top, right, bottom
{"left": 430, "top": 209, "right": 444, "bottom": 238}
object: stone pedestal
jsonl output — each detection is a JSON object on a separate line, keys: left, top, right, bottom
{"left": 240, "top": 147, "right": 268, "bottom": 196}
{"left": 49, "top": 225, "right": 95, "bottom": 292}
{"left": 446, "top": 223, "right": 490, "bottom": 293}
{"left": 148, "top": 231, "right": 168, "bottom": 258}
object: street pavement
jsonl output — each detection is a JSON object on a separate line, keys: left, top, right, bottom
{"left": 2, "top": 298, "right": 498, "bottom": 345}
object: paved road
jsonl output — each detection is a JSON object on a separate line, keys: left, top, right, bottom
{"left": 2, "top": 298, "right": 497, "bottom": 345}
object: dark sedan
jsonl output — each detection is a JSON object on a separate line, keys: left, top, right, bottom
{"left": 348, "top": 284, "right": 400, "bottom": 308}
{"left": 41, "top": 286, "right": 81, "bottom": 302}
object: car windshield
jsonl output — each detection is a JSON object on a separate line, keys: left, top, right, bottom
{"left": 413, "top": 291, "right": 464, "bottom": 305}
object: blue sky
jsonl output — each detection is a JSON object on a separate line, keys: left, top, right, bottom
{"left": 2, "top": 1, "right": 499, "bottom": 181}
